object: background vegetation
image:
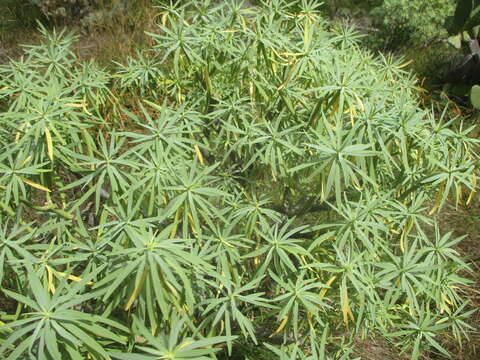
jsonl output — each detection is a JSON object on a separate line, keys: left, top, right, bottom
{"left": 1, "top": 1, "right": 480, "bottom": 359}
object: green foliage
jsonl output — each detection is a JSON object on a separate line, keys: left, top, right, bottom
{"left": 322, "top": 0, "right": 381, "bottom": 17}
{"left": 1, "top": 265, "right": 128, "bottom": 360}
{"left": 371, "top": 0, "right": 455, "bottom": 49}
{"left": 451, "top": 0, "right": 480, "bottom": 34}
{"left": 323, "top": 0, "right": 455, "bottom": 49}
{"left": 471, "top": 84, "right": 480, "bottom": 108}
{"left": 0, "top": 1, "right": 479, "bottom": 359}
{"left": 322, "top": 0, "right": 460, "bottom": 87}
{"left": 448, "top": 0, "right": 480, "bottom": 50}
{"left": 446, "top": 0, "right": 480, "bottom": 108}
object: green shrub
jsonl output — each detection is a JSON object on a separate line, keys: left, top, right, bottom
{"left": 371, "top": 0, "right": 455, "bottom": 49}
{"left": 322, "top": 0, "right": 381, "bottom": 17}
{"left": 0, "top": 1, "right": 478, "bottom": 359}
{"left": 323, "top": 0, "right": 455, "bottom": 50}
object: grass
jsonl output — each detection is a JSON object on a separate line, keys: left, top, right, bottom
{"left": 0, "top": 1, "right": 43, "bottom": 63}
{"left": 71, "top": 0, "right": 157, "bottom": 66}
{"left": 0, "top": 0, "right": 155, "bottom": 66}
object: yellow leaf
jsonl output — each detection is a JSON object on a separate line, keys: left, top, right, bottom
{"left": 340, "top": 282, "right": 354, "bottom": 326}
{"left": 395, "top": 59, "right": 413, "bottom": 69}
{"left": 55, "top": 270, "right": 94, "bottom": 285}
{"left": 46, "top": 265, "right": 56, "bottom": 294}
{"left": 21, "top": 178, "right": 51, "bottom": 192}
{"left": 188, "top": 212, "right": 197, "bottom": 235}
{"left": 429, "top": 183, "right": 445, "bottom": 215}
{"left": 158, "top": 79, "right": 174, "bottom": 86}
{"left": 455, "top": 183, "right": 462, "bottom": 207}
{"left": 354, "top": 93, "right": 365, "bottom": 112}
{"left": 270, "top": 316, "right": 289, "bottom": 337}
{"left": 443, "top": 292, "right": 453, "bottom": 306}
{"left": 280, "top": 52, "right": 303, "bottom": 57}
{"left": 178, "top": 341, "right": 194, "bottom": 350}
{"left": 66, "top": 274, "right": 82, "bottom": 282}
{"left": 400, "top": 231, "right": 405, "bottom": 253}
{"left": 125, "top": 270, "right": 148, "bottom": 311}
{"left": 15, "top": 123, "right": 27, "bottom": 143}
{"left": 221, "top": 239, "right": 235, "bottom": 249}
{"left": 351, "top": 177, "right": 363, "bottom": 191}
{"left": 349, "top": 106, "right": 355, "bottom": 127}
{"left": 320, "top": 276, "right": 337, "bottom": 298}
{"left": 165, "top": 280, "right": 179, "bottom": 298}
{"left": 389, "top": 227, "right": 400, "bottom": 235}
{"left": 303, "top": 23, "right": 310, "bottom": 51}
{"left": 65, "top": 102, "right": 86, "bottom": 108}
{"left": 271, "top": 60, "right": 277, "bottom": 74}
{"left": 83, "top": 104, "right": 92, "bottom": 116}
{"left": 194, "top": 145, "right": 204, "bottom": 165}
{"left": 21, "top": 155, "right": 32, "bottom": 167}
{"left": 239, "top": 15, "right": 247, "bottom": 32}
{"left": 44, "top": 127, "right": 53, "bottom": 161}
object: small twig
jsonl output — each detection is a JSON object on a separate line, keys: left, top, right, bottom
{"left": 19, "top": 197, "right": 75, "bottom": 220}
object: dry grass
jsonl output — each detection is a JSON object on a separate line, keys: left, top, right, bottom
{"left": 1, "top": 0, "right": 156, "bottom": 66}
{"left": 354, "top": 334, "right": 406, "bottom": 360}
{"left": 0, "top": 1, "right": 43, "bottom": 63}
{"left": 71, "top": 0, "right": 157, "bottom": 66}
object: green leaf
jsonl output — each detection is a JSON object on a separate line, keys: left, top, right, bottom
{"left": 453, "top": 0, "right": 475, "bottom": 33}
{"left": 470, "top": 85, "right": 480, "bottom": 109}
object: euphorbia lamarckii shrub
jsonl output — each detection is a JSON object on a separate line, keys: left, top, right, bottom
{"left": 0, "top": 1, "right": 478, "bottom": 359}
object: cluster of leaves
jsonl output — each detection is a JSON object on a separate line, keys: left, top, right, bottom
{"left": 370, "top": 0, "right": 455, "bottom": 49}
{"left": 0, "top": 1, "right": 479, "bottom": 359}
{"left": 323, "top": 0, "right": 455, "bottom": 50}
{"left": 445, "top": 0, "right": 480, "bottom": 108}
{"left": 320, "top": 0, "right": 462, "bottom": 90}
{"left": 322, "top": 0, "right": 381, "bottom": 17}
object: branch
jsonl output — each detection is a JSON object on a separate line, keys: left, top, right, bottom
{"left": 19, "top": 197, "right": 75, "bottom": 220}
